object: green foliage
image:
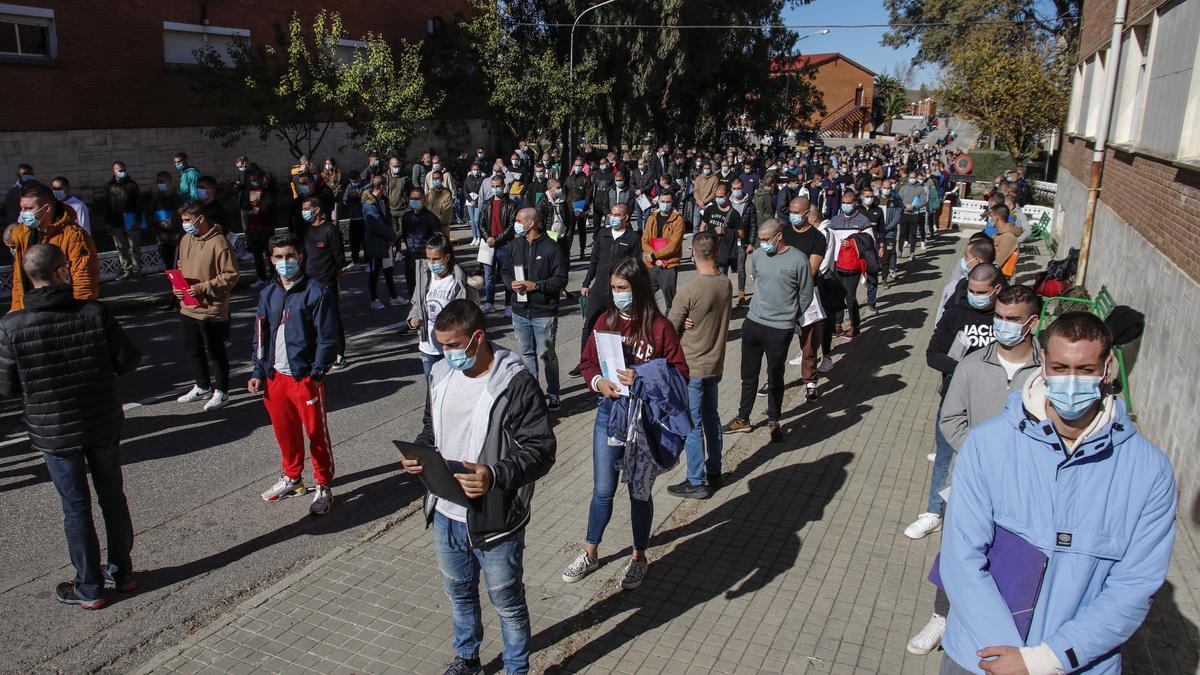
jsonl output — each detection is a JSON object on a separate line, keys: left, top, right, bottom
{"left": 189, "top": 10, "right": 439, "bottom": 159}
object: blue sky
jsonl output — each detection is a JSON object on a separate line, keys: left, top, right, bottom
{"left": 781, "top": 0, "right": 935, "bottom": 86}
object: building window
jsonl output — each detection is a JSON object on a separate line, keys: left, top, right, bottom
{"left": 1084, "top": 50, "right": 1108, "bottom": 138}
{"left": 163, "top": 21, "right": 249, "bottom": 67}
{"left": 1111, "top": 20, "right": 1153, "bottom": 145}
{"left": 336, "top": 38, "right": 366, "bottom": 65}
{"left": 0, "top": 3, "right": 56, "bottom": 61}
{"left": 1138, "top": 0, "right": 1198, "bottom": 158}
{"left": 1066, "top": 64, "right": 1084, "bottom": 133}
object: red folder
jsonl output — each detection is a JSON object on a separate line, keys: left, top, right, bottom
{"left": 166, "top": 269, "right": 200, "bottom": 307}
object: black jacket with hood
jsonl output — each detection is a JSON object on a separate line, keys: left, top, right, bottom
{"left": 414, "top": 349, "right": 556, "bottom": 549}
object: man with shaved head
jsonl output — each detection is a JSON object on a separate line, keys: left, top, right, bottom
{"left": 503, "top": 205, "right": 568, "bottom": 410}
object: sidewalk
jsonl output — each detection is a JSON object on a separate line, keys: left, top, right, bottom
{"left": 135, "top": 233, "right": 1200, "bottom": 675}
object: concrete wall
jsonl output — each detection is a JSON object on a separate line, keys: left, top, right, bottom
{"left": 1056, "top": 170, "right": 1200, "bottom": 534}
{"left": 0, "top": 119, "right": 501, "bottom": 202}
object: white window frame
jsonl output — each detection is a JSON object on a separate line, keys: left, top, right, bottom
{"left": 162, "top": 21, "right": 249, "bottom": 66}
{"left": 335, "top": 38, "right": 367, "bottom": 65}
{"left": 1177, "top": 17, "right": 1200, "bottom": 160}
{"left": 1112, "top": 17, "right": 1154, "bottom": 145}
{"left": 1085, "top": 49, "right": 1108, "bottom": 139}
{"left": 0, "top": 3, "right": 57, "bottom": 61}
{"left": 1067, "top": 63, "right": 1085, "bottom": 134}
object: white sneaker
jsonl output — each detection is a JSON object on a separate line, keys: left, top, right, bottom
{"left": 906, "top": 614, "right": 947, "bottom": 655}
{"left": 621, "top": 558, "right": 649, "bottom": 590}
{"left": 480, "top": 303, "right": 495, "bottom": 314}
{"left": 309, "top": 485, "right": 333, "bottom": 515}
{"left": 177, "top": 385, "right": 211, "bottom": 403}
{"left": 370, "top": 299, "right": 385, "bottom": 310}
{"left": 920, "top": 241, "right": 928, "bottom": 253}
{"left": 816, "top": 357, "right": 833, "bottom": 374}
{"left": 342, "top": 262, "right": 357, "bottom": 272}
{"left": 788, "top": 354, "right": 805, "bottom": 366}
{"left": 562, "top": 551, "right": 600, "bottom": 583}
{"left": 203, "top": 390, "right": 229, "bottom": 411}
{"left": 331, "top": 355, "right": 347, "bottom": 370}
{"left": 388, "top": 296, "right": 405, "bottom": 307}
{"left": 904, "top": 513, "right": 943, "bottom": 540}
{"left": 250, "top": 279, "right": 268, "bottom": 290}
{"left": 261, "top": 474, "right": 306, "bottom": 502}
{"left": 927, "top": 452, "right": 937, "bottom": 462}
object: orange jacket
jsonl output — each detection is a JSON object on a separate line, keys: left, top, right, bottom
{"left": 641, "top": 209, "right": 685, "bottom": 268}
{"left": 9, "top": 206, "right": 100, "bottom": 311}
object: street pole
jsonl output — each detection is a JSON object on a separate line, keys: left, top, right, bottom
{"left": 568, "top": 0, "right": 620, "bottom": 163}
{"left": 782, "top": 29, "right": 829, "bottom": 144}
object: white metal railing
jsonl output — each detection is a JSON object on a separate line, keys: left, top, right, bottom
{"left": 950, "top": 200, "right": 1053, "bottom": 231}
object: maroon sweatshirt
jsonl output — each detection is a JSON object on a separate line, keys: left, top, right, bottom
{"left": 580, "top": 313, "right": 689, "bottom": 391}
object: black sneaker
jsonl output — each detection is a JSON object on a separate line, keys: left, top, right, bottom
{"left": 805, "top": 382, "right": 819, "bottom": 401}
{"left": 442, "top": 656, "right": 482, "bottom": 675}
{"left": 55, "top": 582, "right": 106, "bottom": 609}
{"left": 708, "top": 474, "right": 725, "bottom": 490}
{"left": 723, "top": 418, "right": 752, "bottom": 434}
{"left": 568, "top": 366, "right": 582, "bottom": 378}
{"left": 102, "top": 568, "right": 138, "bottom": 593}
{"left": 757, "top": 384, "right": 768, "bottom": 397}
{"left": 768, "top": 421, "right": 783, "bottom": 443}
{"left": 667, "top": 480, "right": 713, "bottom": 499}
{"left": 546, "top": 395, "right": 561, "bottom": 412}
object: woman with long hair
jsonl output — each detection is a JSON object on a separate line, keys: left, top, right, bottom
{"left": 563, "top": 257, "right": 688, "bottom": 591}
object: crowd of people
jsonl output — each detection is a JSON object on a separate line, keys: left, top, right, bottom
{"left": 0, "top": 133, "right": 1177, "bottom": 675}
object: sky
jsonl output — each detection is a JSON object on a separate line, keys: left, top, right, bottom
{"left": 781, "top": 0, "right": 935, "bottom": 86}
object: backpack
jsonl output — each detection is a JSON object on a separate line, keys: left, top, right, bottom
{"left": 835, "top": 239, "right": 863, "bottom": 273}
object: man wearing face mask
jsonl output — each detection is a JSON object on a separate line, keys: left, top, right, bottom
{"left": 897, "top": 171, "right": 929, "bottom": 257}
{"left": 563, "top": 157, "right": 593, "bottom": 260}
{"left": 503, "top": 208, "right": 568, "bottom": 411}
{"left": 590, "top": 156, "right": 614, "bottom": 237}
{"left": 105, "top": 164, "right": 141, "bottom": 277}
{"left": 630, "top": 156, "right": 656, "bottom": 230}
{"left": 386, "top": 156, "right": 407, "bottom": 231}
{"left": 573, "top": 203, "right": 640, "bottom": 376}
{"left": 426, "top": 170, "right": 455, "bottom": 238}
{"left": 402, "top": 188, "right": 442, "bottom": 307}
{"left": 936, "top": 235, "right": 997, "bottom": 325}
{"left": 463, "top": 162, "right": 487, "bottom": 246}
{"left": 927, "top": 263, "right": 1003, "bottom": 395}
{"left": 538, "top": 178, "right": 574, "bottom": 262}
{"left": 50, "top": 176, "right": 91, "bottom": 237}
{"left": 173, "top": 152, "right": 201, "bottom": 201}
{"left": 526, "top": 162, "right": 549, "bottom": 207}
{"left": 729, "top": 178, "right": 758, "bottom": 306}
{"left": 827, "top": 191, "right": 874, "bottom": 338}
{"left": 300, "top": 198, "right": 347, "bottom": 368}
{"left": 938, "top": 312, "right": 1176, "bottom": 675}
{"left": 643, "top": 190, "right": 686, "bottom": 312}
{"left": 174, "top": 202, "right": 239, "bottom": 411}
{"left": 877, "top": 179, "right": 902, "bottom": 283}
{"left": 9, "top": 183, "right": 99, "bottom": 311}
{"left": 250, "top": 233, "right": 339, "bottom": 516}
{"left": 691, "top": 160, "right": 718, "bottom": 233}
{"left": 723, "top": 218, "right": 813, "bottom": 443}
{"left": 781, "top": 197, "right": 828, "bottom": 401}
{"left": 5, "top": 163, "right": 37, "bottom": 225}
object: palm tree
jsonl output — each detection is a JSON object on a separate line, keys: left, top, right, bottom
{"left": 879, "top": 90, "right": 909, "bottom": 134}
{"left": 872, "top": 75, "right": 905, "bottom": 129}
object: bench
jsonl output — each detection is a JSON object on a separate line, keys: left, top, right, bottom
{"left": 1036, "top": 285, "right": 1133, "bottom": 414}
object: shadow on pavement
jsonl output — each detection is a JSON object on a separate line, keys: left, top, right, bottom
{"left": 1124, "top": 580, "right": 1200, "bottom": 673}
{"left": 534, "top": 452, "right": 854, "bottom": 673}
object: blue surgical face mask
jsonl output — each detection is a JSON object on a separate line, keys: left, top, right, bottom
{"left": 182, "top": 219, "right": 198, "bottom": 236}
{"left": 409, "top": 200, "right": 423, "bottom": 211}
{"left": 959, "top": 258, "right": 971, "bottom": 276}
{"left": 732, "top": 189, "right": 744, "bottom": 199}
{"left": 301, "top": 209, "right": 315, "bottom": 222}
{"left": 612, "top": 290, "right": 634, "bottom": 311}
{"left": 444, "top": 334, "right": 480, "bottom": 371}
{"left": 760, "top": 240, "right": 777, "bottom": 254}
{"left": 392, "top": 166, "right": 402, "bottom": 175}
{"left": 238, "top": 165, "right": 247, "bottom": 172}
{"left": 297, "top": 185, "right": 311, "bottom": 196}
{"left": 20, "top": 174, "right": 34, "bottom": 182}
{"left": 789, "top": 213, "right": 804, "bottom": 226}
{"left": 175, "top": 162, "right": 185, "bottom": 170}
{"left": 715, "top": 197, "right": 727, "bottom": 206}
{"left": 658, "top": 202, "right": 672, "bottom": 213}
{"left": 432, "top": 180, "right": 443, "bottom": 190}
{"left": 430, "top": 261, "right": 447, "bottom": 276}
{"left": 967, "top": 290, "right": 993, "bottom": 309}
{"left": 608, "top": 215, "right": 622, "bottom": 228}
{"left": 157, "top": 183, "right": 170, "bottom": 192}
{"left": 703, "top": 168, "right": 712, "bottom": 175}
{"left": 514, "top": 220, "right": 527, "bottom": 237}
{"left": 19, "top": 208, "right": 41, "bottom": 228}
{"left": 840, "top": 203, "right": 854, "bottom": 214}
{"left": 116, "top": 171, "right": 128, "bottom": 179}
{"left": 1045, "top": 370, "right": 1105, "bottom": 420}
{"left": 615, "top": 181, "right": 625, "bottom": 189}
{"left": 195, "top": 187, "right": 209, "bottom": 200}
{"left": 52, "top": 189, "right": 66, "bottom": 201}
{"left": 992, "top": 317, "right": 1030, "bottom": 347}
{"left": 275, "top": 259, "right": 300, "bottom": 279}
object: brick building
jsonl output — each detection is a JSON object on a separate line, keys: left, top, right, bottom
{"left": 0, "top": 0, "right": 485, "bottom": 201}
{"left": 774, "top": 53, "right": 874, "bottom": 138}
{"left": 1055, "top": 0, "right": 1200, "bottom": 529}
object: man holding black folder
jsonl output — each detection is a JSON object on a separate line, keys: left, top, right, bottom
{"left": 400, "top": 299, "right": 556, "bottom": 675}
{"left": 939, "top": 312, "right": 1176, "bottom": 675}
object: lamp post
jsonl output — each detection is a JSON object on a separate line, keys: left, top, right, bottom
{"left": 782, "top": 29, "right": 830, "bottom": 140}
{"left": 568, "top": 0, "right": 620, "bottom": 163}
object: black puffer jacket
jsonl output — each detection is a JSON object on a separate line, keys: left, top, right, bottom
{"left": 0, "top": 285, "right": 140, "bottom": 455}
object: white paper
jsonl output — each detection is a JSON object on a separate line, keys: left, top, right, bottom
{"left": 477, "top": 240, "right": 495, "bottom": 266}
{"left": 594, "top": 331, "right": 629, "bottom": 396}
{"left": 939, "top": 485, "right": 951, "bottom": 502}
{"left": 636, "top": 194, "right": 652, "bottom": 212}
{"left": 948, "top": 330, "right": 971, "bottom": 361}
{"left": 801, "top": 288, "right": 825, "bottom": 327}
{"left": 513, "top": 264, "right": 528, "bottom": 303}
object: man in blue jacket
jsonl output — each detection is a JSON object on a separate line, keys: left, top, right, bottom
{"left": 939, "top": 312, "right": 1176, "bottom": 675}
{"left": 249, "top": 233, "right": 339, "bottom": 516}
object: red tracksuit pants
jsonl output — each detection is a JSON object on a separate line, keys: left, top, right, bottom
{"left": 263, "top": 371, "right": 335, "bottom": 486}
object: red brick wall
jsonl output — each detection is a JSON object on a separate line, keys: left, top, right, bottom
{"left": 1, "top": 0, "right": 468, "bottom": 131}
{"left": 1078, "top": 0, "right": 1167, "bottom": 59}
{"left": 1062, "top": 136, "right": 1200, "bottom": 282}
{"left": 807, "top": 58, "right": 875, "bottom": 126}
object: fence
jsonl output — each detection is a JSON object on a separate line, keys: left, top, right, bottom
{"left": 950, "top": 199, "right": 1054, "bottom": 233}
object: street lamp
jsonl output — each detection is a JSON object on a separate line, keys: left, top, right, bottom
{"left": 568, "top": 0, "right": 620, "bottom": 162}
{"left": 783, "top": 28, "right": 830, "bottom": 134}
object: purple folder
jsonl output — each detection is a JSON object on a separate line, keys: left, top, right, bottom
{"left": 929, "top": 525, "right": 1048, "bottom": 641}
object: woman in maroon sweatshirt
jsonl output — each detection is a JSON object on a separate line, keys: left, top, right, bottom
{"left": 562, "top": 258, "right": 688, "bottom": 592}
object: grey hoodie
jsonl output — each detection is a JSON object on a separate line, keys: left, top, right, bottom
{"left": 939, "top": 340, "right": 1042, "bottom": 450}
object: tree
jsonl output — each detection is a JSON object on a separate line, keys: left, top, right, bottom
{"left": 877, "top": 90, "right": 910, "bottom": 133}
{"left": 872, "top": 74, "right": 905, "bottom": 129}
{"left": 937, "top": 27, "right": 1069, "bottom": 165}
{"left": 190, "top": 10, "right": 439, "bottom": 159}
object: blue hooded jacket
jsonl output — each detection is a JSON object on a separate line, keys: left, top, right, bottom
{"left": 940, "top": 385, "right": 1176, "bottom": 674}
{"left": 251, "top": 275, "right": 338, "bottom": 381}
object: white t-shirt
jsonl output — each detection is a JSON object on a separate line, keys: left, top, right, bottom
{"left": 997, "top": 350, "right": 1028, "bottom": 381}
{"left": 419, "top": 273, "right": 461, "bottom": 356}
{"left": 65, "top": 196, "right": 91, "bottom": 235}
{"left": 434, "top": 367, "right": 493, "bottom": 522}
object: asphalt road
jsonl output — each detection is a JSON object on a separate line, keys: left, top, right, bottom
{"left": 0, "top": 240, "right": 645, "bottom": 673}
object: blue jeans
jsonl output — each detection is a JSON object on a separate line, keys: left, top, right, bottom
{"left": 421, "top": 352, "right": 443, "bottom": 383}
{"left": 587, "top": 398, "right": 654, "bottom": 551}
{"left": 42, "top": 440, "right": 134, "bottom": 601}
{"left": 684, "top": 376, "right": 722, "bottom": 485}
{"left": 482, "top": 247, "right": 511, "bottom": 307}
{"left": 468, "top": 204, "right": 481, "bottom": 240}
{"left": 433, "top": 513, "right": 530, "bottom": 674}
{"left": 927, "top": 409, "right": 954, "bottom": 514}
{"left": 511, "top": 313, "right": 559, "bottom": 397}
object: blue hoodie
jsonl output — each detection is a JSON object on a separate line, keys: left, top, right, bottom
{"left": 940, "top": 381, "right": 1176, "bottom": 674}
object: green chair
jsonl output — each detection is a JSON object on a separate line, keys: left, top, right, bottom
{"left": 1036, "top": 286, "right": 1132, "bottom": 414}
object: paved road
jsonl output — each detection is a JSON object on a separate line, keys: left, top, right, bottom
{"left": 0, "top": 235, "right": 614, "bottom": 672}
